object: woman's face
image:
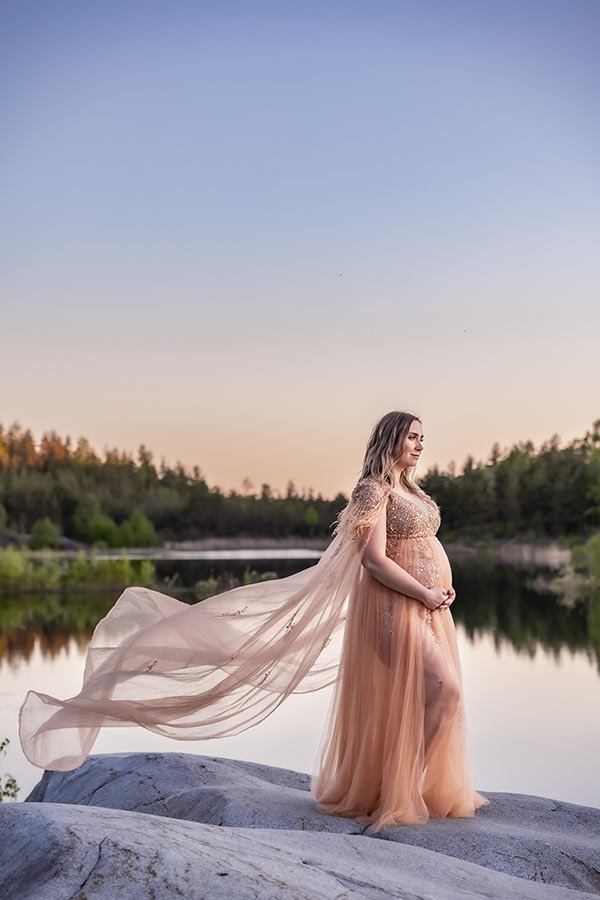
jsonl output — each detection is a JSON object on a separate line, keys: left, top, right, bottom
{"left": 393, "top": 419, "right": 424, "bottom": 470}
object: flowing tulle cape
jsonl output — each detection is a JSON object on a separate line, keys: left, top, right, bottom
{"left": 18, "top": 479, "right": 387, "bottom": 772}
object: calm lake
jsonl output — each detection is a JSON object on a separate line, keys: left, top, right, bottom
{"left": 2, "top": 548, "right": 599, "bottom": 810}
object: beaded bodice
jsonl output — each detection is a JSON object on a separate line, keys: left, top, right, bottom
{"left": 385, "top": 490, "right": 441, "bottom": 554}
{"left": 337, "top": 476, "right": 441, "bottom": 553}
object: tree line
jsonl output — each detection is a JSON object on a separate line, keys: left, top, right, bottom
{"left": 0, "top": 423, "right": 345, "bottom": 546}
{"left": 420, "top": 420, "right": 600, "bottom": 540}
{"left": 0, "top": 419, "right": 599, "bottom": 548}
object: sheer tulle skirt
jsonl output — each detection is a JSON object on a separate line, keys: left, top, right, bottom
{"left": 311, "top": 535, "right": 489, "bottom": 832}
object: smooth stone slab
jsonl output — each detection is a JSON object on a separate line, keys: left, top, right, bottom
{"left": 2, "top": 801, "right": 597, "bottom": 900}
{"left": 24, "top": 752, "right": 600, "bottom": 895}
{"left": 27, "top": 751, "right": 360, "bottom": 833}
{"left": 379, "top": 791, "right": 600, "bottom": 894}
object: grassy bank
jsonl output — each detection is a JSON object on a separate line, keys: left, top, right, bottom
{"left": 0, "top": 546, "right": 155, "bottom": 594}
{"left": 0, "top": 545, "right": 282, "bottom": 598}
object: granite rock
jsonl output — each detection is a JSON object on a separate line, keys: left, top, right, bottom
{"left": 2, "top": 801, "right": 597, "bottom": 900}
{"left": 0, "top": 752, "right": 596, "bottom": 899}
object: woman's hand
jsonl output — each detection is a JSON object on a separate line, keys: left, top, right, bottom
{"left": 423, "top": 586, "right": 455, "bottom": 610}
{"left": 441, "top": 586, "right": 456, "bottom": 609}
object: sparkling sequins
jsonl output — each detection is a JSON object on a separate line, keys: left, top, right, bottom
{"left": 329, "top": 540, "right": 344, "bottom": 560}
{"left": 386, "top": 492, "right": 440, "bottom": 542}
{"left": 423, "top": 608, "right": 454, "bottom": 671}
{"left": 430, "top": 667, "right": 443, "bottom": 688}
{"left": 417, "top": 543, "right": 441, "bottom": 589}
{"left": 423, "top": 608, "right": 442, "bottom": 645}
{"left": 382, "top": 492, "right": 447, "bottom": 645}
{"left": 378, "top": 600, "right": 394, "bottom": 636}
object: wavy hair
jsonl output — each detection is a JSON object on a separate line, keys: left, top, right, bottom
{"left": 359, "top": 411, "right": 425, "bottom": 496}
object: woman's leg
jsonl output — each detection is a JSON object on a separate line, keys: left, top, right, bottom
{"left": 421, "top": 622, "right": 461, "bottom": 764}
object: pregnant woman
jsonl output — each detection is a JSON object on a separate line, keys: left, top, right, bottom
{"left": 312, "top": 411, "right": 489, "bottom": 831}
{"left": 19, "top": 410, "right": 488, "bottom": 832}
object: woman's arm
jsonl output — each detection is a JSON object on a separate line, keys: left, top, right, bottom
{"left": 361, "top": 502, "right": 447, "bottom": 609}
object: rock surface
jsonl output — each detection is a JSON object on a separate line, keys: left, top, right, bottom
{"left": 0, "top": 752, "right": 597, "bottom": 899}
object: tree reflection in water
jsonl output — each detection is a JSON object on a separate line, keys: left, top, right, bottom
{"left": 0, "top": 556, "right": 599, "bottom": 672}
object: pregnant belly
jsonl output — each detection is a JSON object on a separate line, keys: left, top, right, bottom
{"left": 388, "top": 535, "right": 452, "bottom": 589}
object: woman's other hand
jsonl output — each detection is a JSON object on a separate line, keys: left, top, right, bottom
{"left": 424, "top": 586, "right": 455, "bottom": 610}
{"left": 440, "top": 586, "right": 456, "bottom": 609}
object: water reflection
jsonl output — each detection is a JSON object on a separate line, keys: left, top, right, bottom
{"left": 450, "top": 557, "right": 599, "bottom": 671}
{"left": 0, "top": 557, "right": 315, "bottom": 666}
{"left": 1, "top": 555, "right": 598, "bottom": 671}
{"left": 2, "top": 552, "right": 600, "bottom": 811}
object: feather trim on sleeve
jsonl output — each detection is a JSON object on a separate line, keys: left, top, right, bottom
{"left": 332, "top": 476, "right": 390, "bottom": 544}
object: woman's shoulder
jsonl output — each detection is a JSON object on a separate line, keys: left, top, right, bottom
{"left": 332, "top": 475, "right": 390, "bottom": 538}
{"left": 350, "top": 475, "right": 391, "bottom": 504}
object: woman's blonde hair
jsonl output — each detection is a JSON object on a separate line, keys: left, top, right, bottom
{"left": 359, "top": 410, "right": 425, "bottom": 496}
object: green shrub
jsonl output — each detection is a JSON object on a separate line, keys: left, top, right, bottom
{"left": 0, "top": 738, "right": 19, "bottom": 802}
{"left": 99, "top": 555, "right": 135, "bottom": 586}
{"left": 242, "top": 567, "right": 278, "bottom": 585}
{"left": 89, "top": 513, "right": 120, "bottom": 547}
{"left": 139, "top": 560, "right": 156, "bottom": 586}
{"left": 29, "top": 517, "right": 60, "bottom": 549}
{"left": 194, "top": 577, "right": 219, "bottom": 600}
{"left": 583, "top": 533, "right": 600, "bottom": 580}
{"left": 119, "top": 509, "right": 158, "bottom": 547}
{"left": 305, "top": 505, "right": 319, "bottom": 534}
{"left": 71, "top": 494, "right": 101, "bottom": 541}
{"left": 0, "top": 546, "right": 28, "bottom": 586}
{"left": 64, "top": 551, "right": 96, "bottom": 586}
{"left": 27, "top": 553, "right": 61, "bottom": 590}
{"left": 0, "top": 546, "right": 156, "bottom": 593}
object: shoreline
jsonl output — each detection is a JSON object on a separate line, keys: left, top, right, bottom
{"left": 16, "top": 534, "right": 577, "bottom": 570}
{"left": 166, "top": 534, "right": 574, "bottom": 569}
{"left": 444, "top": 536, "right": 573, "bottom": 569}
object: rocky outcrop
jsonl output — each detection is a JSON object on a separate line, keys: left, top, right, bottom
{"left": 0, "top": 752, "right": 598, "bottom": 899}
{"left": 25, "top": 752, "right": 349, "bottom": 833}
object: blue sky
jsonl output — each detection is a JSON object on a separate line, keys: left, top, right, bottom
{"left": 1, "top": 0, "right": 598, "bottom": 495}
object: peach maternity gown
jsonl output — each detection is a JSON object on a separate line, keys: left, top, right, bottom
{"left": 312, "top": 476, "right": 489, "bottom": 831}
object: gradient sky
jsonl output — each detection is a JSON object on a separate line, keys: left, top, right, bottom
{"left": 2, "top": 0, "right": 598, "bottom": 497}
